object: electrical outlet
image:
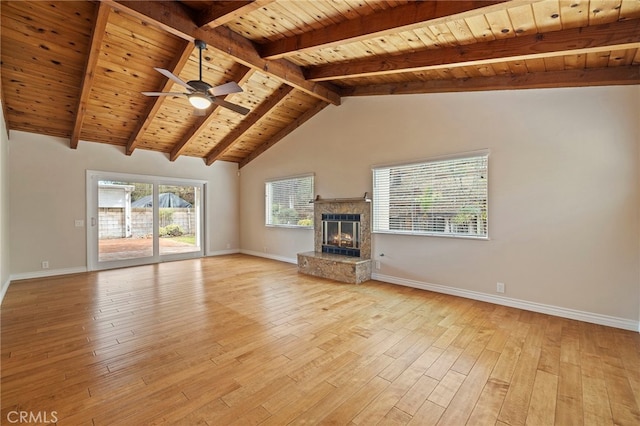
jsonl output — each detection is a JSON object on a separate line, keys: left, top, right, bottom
{"left": 226, "top": 243, "right": 231, "bottom": 249}
{"left": 42, "top": 261, "right": 49, "bottom": 269}
{"left": 496, "top": 282, "right": 505, "bottom": 293}
{"left": 375, "top": 260, "right": 381, "bottom": 270}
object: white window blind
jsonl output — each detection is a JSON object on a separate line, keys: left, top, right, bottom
{"left": 265, "top": 174, "right": 314, "bottom": 227}
{"left": 373, "top": 153, "right": 488, "bottom": 238}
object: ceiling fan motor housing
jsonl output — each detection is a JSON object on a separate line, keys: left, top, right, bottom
{"left": 187, "top": 80, "right": 213, "bottom": 94}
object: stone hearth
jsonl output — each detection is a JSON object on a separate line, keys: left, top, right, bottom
{"left": 297, "top": 196, "right": 372, "bottom": 284}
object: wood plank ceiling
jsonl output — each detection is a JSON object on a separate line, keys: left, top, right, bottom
{"left": 1, "top": 0, "right": 639, "bottom": 167}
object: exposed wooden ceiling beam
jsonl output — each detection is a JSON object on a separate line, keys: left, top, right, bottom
{"left": 126, "top": 39, "right": 193, "bottom": 156}
{"left": 341, "top": 66, "right": 640, "bottom": 96}
{"left": 260, "top": 0, "right": 510, "bottom": 60}
{"left": 306, "top": 19, "right": 640, "bottom": 81}
{"left": 239, "top": 100, "right": 329, "bottom": 169}
{"left": 195, "top": 0, "right": 276, "bottom": 28}
{"left": 71, "top": 2, "right": 111, "bottom": 149}
{"left": 169, "top": 65, "right": 255, "bottom": 161}
{"left": 106, "top": 0, "right": 341, "bottom": 106}
{"left": 205, "top": 84, "right": 293, "bottom": 165}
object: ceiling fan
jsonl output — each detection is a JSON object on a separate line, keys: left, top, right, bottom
{"left": 142, "top": 39, "right": 250, "bottom": 116}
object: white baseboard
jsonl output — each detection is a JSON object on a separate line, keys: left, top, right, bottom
{"left": 206, "top": 249, "right": 241, "bottom": 257}
{"left": 240, "top": 249, "right": 297, "bottom": 265}
{"left": 6, "top": 261, "right": 635, "bottom": 332}
{"left": 0, "top": 277, "right": 10, "bottom": 305}
{"left": 372, "top": 273, "right": 639, "bottom": 332}
{"left": 10, "top": 266, "right": 88, "bottom": 282}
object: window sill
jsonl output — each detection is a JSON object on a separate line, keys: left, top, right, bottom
{"left": 372, "top": 230, "right": 489, "bottom": 241}
{"left": 265, "top": 224, "right": 314, "bottom": 230}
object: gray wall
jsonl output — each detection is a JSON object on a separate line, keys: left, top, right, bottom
{"left": 4, "top": 87, "right": 639, "bottom": 329}
{"left": 8, "top": 131, "right": 239, "bottom": 277}
{"left": 240, "top": 86, "right": 640, "bottom": 328}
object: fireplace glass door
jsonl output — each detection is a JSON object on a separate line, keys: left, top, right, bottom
{"left": 322, "top": 214, "right": 361, "bottom": 256}
{"left": 324, "top": 221, "right": 360, "bottom": 249}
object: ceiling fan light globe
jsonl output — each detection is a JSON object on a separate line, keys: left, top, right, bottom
{"left": 188, "top": 93, "right": 211, "bottom": 109}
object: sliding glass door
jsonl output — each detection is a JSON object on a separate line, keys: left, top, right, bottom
{"left": 87, "top": 171, "right": 205, "bottom": 271}
{"left": 97, "top": 180, "right": 153, "bottom": 263}
{"left": 157, "top": 184, "right": 201, "bottom": 256}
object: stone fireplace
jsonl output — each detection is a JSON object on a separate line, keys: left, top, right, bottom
{"left": 297, "top": 196, "right": 372, "bottom": 284}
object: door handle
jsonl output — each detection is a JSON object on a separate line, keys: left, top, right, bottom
{"left": 91, "top": 217, "right": 96, "bottom": 227}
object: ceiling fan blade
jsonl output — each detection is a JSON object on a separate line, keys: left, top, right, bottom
{"left": 154, "top": 68, "right": 195, "bottom": 91}
{"left": 213, "top": 98, "right": 250, "bottom": 115}
{"left": 142, "top": 92, "right": 186, "bottom": 97}
{"left": 209, "top": 81, "right": 243, "bottom": 97}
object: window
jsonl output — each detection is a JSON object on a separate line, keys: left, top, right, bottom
{"left": 265, "top": 174, "right": 314, "bottom": 227}
{"left": 373, "top": 152, "right": 488, "bottom": 238}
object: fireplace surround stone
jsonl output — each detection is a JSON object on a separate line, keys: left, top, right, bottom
{"left": 297, "top": 251, "right": 372, "bottom": 284}
{"left": 297, "top": 196, "right": 372, "bottom": 284}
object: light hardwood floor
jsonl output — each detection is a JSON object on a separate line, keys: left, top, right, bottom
{"left": 2, "top": 254, "right": 639, "bottom": 425}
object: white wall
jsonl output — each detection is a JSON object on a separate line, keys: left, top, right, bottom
{"left": 0, "top": 103, "right": 9, "bottom": 302}
{"left": 240, "top": 86, "right": 640, "bottom": 329}
{"left": 9, "top": 131, "right": 239, "bottom": 277}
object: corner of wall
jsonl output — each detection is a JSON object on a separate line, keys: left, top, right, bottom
{"left": 0, "top": 278, "right": 9, "bottom": 305}
{"left": 637, "top": 86, "right": 640, "bottom": 332}
{"left": 0, "top": 100, "right": 10, "bottom": 305}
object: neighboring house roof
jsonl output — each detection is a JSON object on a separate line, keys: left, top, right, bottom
{"left": 131, "top": 193, "right": 192, "bottom": 208}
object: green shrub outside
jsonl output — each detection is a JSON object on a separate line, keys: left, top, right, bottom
{"left": 159, "top": 223, "right": 184, "bottom": 237}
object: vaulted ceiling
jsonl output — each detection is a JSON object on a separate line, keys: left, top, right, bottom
{"left": 1, "top": 1, "right": 639, "bottom": 167}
